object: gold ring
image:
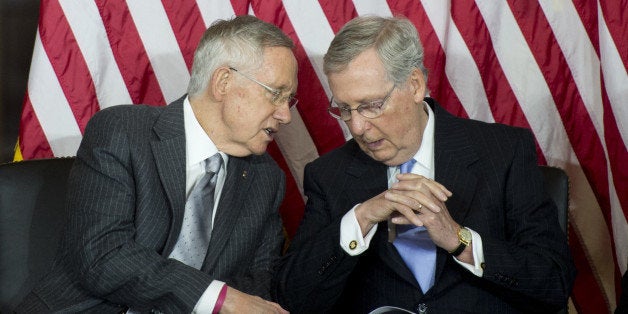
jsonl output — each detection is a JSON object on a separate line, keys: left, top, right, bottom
{"left": 418, "top": 203, "right": 423, "bottom": 210}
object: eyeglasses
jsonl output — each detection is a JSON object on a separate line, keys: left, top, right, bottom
{"left": 229, "top": 67, "right": 298, "bottom": 108}
{"left": 327, "top": 85, "right": 396, "bottom": 121}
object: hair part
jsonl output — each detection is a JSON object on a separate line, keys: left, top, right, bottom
{"left": 323, "top": 15, "right": 428, "bottom": 86}
{"left": 187, "top": 15, "right": 294, "bottom": 98}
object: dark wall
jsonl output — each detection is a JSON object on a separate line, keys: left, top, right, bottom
{"left": 0, "top": 0, "right": 40, "bottom": 163}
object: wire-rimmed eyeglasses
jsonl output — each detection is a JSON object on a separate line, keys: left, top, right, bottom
{"left": 327, "top": 85, "right": 395, "bottom": 121}
{"left": 229, "top": 67, "right": 298, "bottom": 108}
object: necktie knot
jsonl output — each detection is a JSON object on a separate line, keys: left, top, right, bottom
{"left": 205, "top": 153, "right": 222, "bottom": 175}
{"left": 399, "top": 158, "right": 416, "bottom": 174}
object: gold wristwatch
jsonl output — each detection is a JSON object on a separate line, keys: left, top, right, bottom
{"left": 450, "top": 226, "right": 471, "bottom": 256}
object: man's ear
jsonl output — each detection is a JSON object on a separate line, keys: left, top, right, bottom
{"left": 410, "top": 68, "right": 427, "bottom": 103}
{"left": 209, "top": 67, "right": 231, "bottom": 101}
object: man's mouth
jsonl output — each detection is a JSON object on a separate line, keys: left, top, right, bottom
{"left": 365, "top": 138, "right": 384, "bottom": 149}
{"left": 264, "top": 128, "right": 276, "bottom": 137}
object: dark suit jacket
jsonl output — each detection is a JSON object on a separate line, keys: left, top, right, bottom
{"left": 274, "top": 98, "right": 576, "bottom": 313}
{"left": 18, "top": 97, "right": 286, "bottom": 313}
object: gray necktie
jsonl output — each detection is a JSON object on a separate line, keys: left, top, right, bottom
{"left": 170, "top": 153, "right": 222, "bottom": 269}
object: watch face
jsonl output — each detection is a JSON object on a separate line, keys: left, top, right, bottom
{"left": 459, "top": 228, "right": 472, "bottom": 244}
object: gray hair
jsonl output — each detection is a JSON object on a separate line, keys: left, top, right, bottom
{"left": 323, "top": 16, "right": 427, "bottom": 86}
{"left": 187, "top": 15, "right": 294, "bottom": 98}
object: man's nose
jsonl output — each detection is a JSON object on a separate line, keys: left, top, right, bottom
{"left": 274, "top": 103, "right": 292, "bottom": 124}
{"left": 347, "top": 111, "right": 370, "bottom": 135}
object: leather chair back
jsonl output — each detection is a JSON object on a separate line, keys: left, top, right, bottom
{"left": 539, "top": 165, "right": 569, "bottom": 234}
{"left": 0, "top": 157, "right": 75, "bottom": 312}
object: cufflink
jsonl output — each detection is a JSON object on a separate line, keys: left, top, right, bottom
{"left": 349, "top": 240, "right": 357, "bottom": 250}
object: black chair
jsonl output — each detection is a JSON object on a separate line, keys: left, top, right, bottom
{"left": 0, "top": 157, "right": 75, "bottom": 312}
{"left": 539, "top": 165, "right": 569, "bottom": 234}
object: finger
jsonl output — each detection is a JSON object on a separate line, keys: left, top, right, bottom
{"left": 394, "top": 178, "right": 450, "bottom": 202}
{"left": 385, "top": 189, "right": 442, "bottom": 213}
{"left": 384, "top": 195, "right": 425, "bottom": 226}
{"left": 395, "top": 173, "right": 452, "bottom": 200}
{"left": 266, "top": 300, "right": 289, "bottom": 314}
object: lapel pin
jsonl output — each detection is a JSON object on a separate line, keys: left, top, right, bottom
{"left": 242, "top": 170, "right": 247, "bottom": 179}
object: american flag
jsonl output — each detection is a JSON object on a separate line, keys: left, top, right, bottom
{"left": 16, "top": 1, "right": 627, "bottom": 312}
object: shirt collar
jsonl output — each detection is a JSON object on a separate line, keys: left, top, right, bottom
{"left": 184, "top": 97, "right": 220, "bottom": 169}
{"left": 413, "top": 101, "right": 435, "bottom": 174}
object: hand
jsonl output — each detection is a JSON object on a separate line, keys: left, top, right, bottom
{"left": 354, "top": 173, "right": 452, "bottom": 235}
{"left": 387, "top": 173, "right": 460, "bottom": 251}
{"left": 220, "top": 286, "right": 289, "bottom": 314}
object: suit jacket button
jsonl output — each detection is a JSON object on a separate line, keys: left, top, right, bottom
{"left": 416, "top": 303, "right": 427, "bottom": 313}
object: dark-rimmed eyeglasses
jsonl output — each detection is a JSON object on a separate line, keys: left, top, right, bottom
{"left": 327, "top": 85, "right": 395, "bottom": 121}
{"left": 229, "top": 67, "right": 298, "bottom": 108}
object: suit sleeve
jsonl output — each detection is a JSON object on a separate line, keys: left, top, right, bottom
{"left": 476, "top": 128, "right": 576, "bottom": 310}
{"left": 66, "top": 108, "right": 213, "bottom": 312}
{"left": 272, "top": 162, "right": 362, "bottom": 313}
{"left": 226, "top": 167, "right": 286, "bottom": 300}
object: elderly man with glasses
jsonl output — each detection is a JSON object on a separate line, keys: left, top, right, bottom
{"left": 18, "top": 15, "right": 295, "bottom": 314}
{"left": 273, "top": 16, "right": 575, "bottom": 314}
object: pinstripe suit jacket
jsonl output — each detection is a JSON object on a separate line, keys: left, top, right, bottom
{"left": 18, "top": 97, "right": 286, "bottom": 313}
{"left": 274, "top": 98, "right": 576, "bottom": 313}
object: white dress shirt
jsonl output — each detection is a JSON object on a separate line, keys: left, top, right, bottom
{"left": 182, "top": 97, "right": 228, "bottom": 313}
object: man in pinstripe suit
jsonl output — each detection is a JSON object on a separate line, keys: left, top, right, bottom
{"left": 18, "top": 16, "right": 295, "bottom": 313}
{"left": 274, "top": 16, "right": 576, "bottom": 313}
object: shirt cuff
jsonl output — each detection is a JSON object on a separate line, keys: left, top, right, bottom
{"left": 192, "top": 280, "right": 225, "bottom": 314}
{"left": 453, "top": 228, "right": 485, "bottom": 277}
{"left": 339, "top": 204, "right": 378, "bottom": 256}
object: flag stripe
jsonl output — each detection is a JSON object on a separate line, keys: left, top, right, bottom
{"left": 40, "top": 0, "right": 98, "bottom": 133}
{"left": 126, "top": 0, "right": 189, "bottom": 103}
{"left": 599, "top": 0, "right": 628, "bottom": 72}
{"left": 59, "top": 0, "right": 133, "bottom": 108}
{"left": 451, "top": 2, "right": 532, "bottom": 130}
{"left": 29, "top": 31, "right": 83, "bottom": 157}
{"left": 196, "top": 0, "right": 236, "bottom": 27}
{"left": 282, "top": 0, "right": 353, "bottom": 140}
{"left": 96, "top": 0, "right": 166, "bottom": 105}
{"left": 401, "top": 1, "right": 469, "bottom": 119}
{"left": 161, "top": 0, "right": 206, "bottom": 71}
{"left": 318, "top": 0, "right": 357, "bottom": 34}
{"left": 18, "top": 95, "right": 54, "bottom": 158}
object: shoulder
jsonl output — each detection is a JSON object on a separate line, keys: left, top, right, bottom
{"left": 307, "top": 140, "right": 359, "bottom": 169}
{"left": 85, "top": 104, "right": 164, "bottom": 133}
{"left": 432, "top": 100, "right": 533, "bottom": 147}
{"left": 244, "top": 153, "right": 285, "bottom": 181}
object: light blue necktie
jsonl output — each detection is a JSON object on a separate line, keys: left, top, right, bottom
{"left": 170, "top": 153, "right": 222, "bottom": 269}
{"left": 393, "top": 158, "right": 437, "bottom": 293}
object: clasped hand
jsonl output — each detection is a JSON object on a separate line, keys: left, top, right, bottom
{"left": 355, "top": 173, "right": 459, "bottom": 251}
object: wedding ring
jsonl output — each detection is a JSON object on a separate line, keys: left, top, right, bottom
{"left": 418, "top": 203, "right": 423, "bottom": 211}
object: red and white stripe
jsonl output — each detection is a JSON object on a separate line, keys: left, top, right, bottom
{"left": 17, "top": 1, "right": 627, "bottom": 312}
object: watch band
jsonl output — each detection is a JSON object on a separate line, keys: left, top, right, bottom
{"left": 450, "top": 242, "right": 466, "bottom": 256}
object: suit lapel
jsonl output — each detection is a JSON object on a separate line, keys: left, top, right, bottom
{"left": 150, "top": 97, "right": 187, "bottom": 255}
{"left": 429, "top": 99, "right": 480, "bottom": 294}
{"left": 201, "top": 155, "right": 253, "bottom": 272}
